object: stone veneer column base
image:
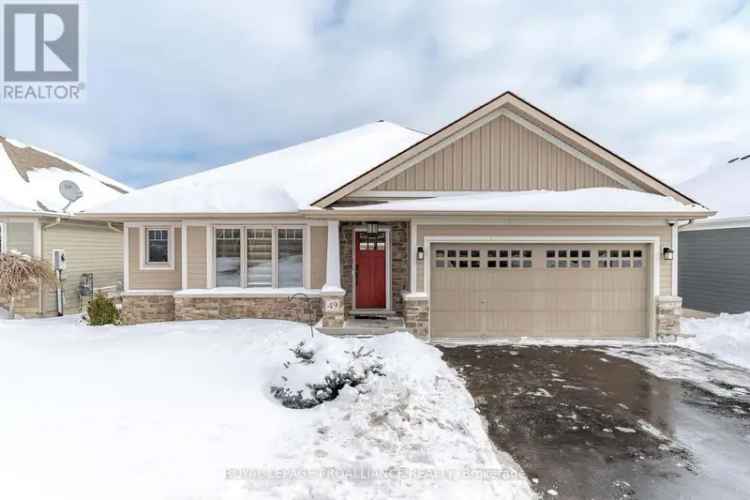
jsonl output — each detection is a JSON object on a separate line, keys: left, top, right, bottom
{"left": 320, "top": 291, "right": 346, "bottom": 328}
{"left": 121, "top": 294, "right": 176, "bottom": 325}
{"left": 403, "top": 293, "right": 429, "bottom": 339}
{"left": 656, "top": 295, "right": 682, "bottom": 340}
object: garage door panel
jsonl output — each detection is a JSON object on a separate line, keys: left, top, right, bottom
{"left": 431, "top": 243, "right": 649, "bottom": 338}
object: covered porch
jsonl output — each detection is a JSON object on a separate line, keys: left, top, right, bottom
{"left": 318, "top": 219, "right": 421, "bottom": 335}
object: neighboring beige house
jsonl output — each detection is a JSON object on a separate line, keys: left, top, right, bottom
{"left": 0, "top": 137, "right": 131, "bottom": 317}
{"left": 84, "top": 92, "right": 712, "bottom": 339}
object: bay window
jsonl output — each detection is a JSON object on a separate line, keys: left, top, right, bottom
{"left": 215, "top": 226, "right": 305, "bottom": 289}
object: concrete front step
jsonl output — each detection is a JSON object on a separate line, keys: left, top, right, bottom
{"left": 316, "top": 317, "right": 406, "bottom": 336}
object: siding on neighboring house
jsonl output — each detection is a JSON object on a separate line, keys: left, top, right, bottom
{"left": 415, "top": 223, "right": 673, "bottom": 296}
{"left": 42, "top": 221, "right": 124, "bottom": 314}
{"left": 128, "top": 227, "right": 182, "bottom": 290}
{"left": 373, "top": 114, "right": 627, "bottom": 192}
{"left": 5, "top": 221, "right": 35, "bottom": 254}
{"left": 186, "top": 226, "right": 207, "bottom": 288}
{"left": 310, "top": 225, "right": 327, "bottom": 289}
{"left": 679, "top": 228, "right": 750, "bottom": 314}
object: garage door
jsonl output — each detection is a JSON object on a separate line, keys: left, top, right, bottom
{"left": 430, "top": 244, "right": 650, "bottom": 338}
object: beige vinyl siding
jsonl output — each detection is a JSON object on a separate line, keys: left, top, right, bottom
{"left": 5, "top": 221, "right": 35, "bottom": 254}
{"left": 128, "top": 227, "right": 182, "bottom": 290}
{"left": 187, "top": 226, "right": 207, "bottom": 288}
{"left": 374, "top": 114, "right": 625, "bottom": 192}
{"left": 416, "top": 224, "right": 672, "bottom": 296}
{"left": 42, "top": 221, "right": 123, "bottom": 314}
{"left": 310, "top": 225, "right": 327, "bottom": 289}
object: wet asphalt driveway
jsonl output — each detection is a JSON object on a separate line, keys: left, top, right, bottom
{"left": 437, "top": 344, "right": 750, "bottom": 499}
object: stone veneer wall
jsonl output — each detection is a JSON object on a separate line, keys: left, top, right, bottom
{"left": 174, "top": 296, "right": 321, "bottom": 324}
{"left": 340, "top": 221, "right": 409, "bottom": 315}
{"left": 656, "top": 295, "right": 682, "bottom": 339}
{"left": 404, "top": 298, "right": 429, "bottom": 339}
{"left": 121, "top": 295, "right": 175, "bottom": 324}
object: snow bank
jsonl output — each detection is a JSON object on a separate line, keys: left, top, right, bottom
{"left": 331, "top": 188, "right": 708, "bottom": 214}
{"left": 0, "top": 316, "right": 533, "bottom": 500}
{"left": 680, "top": 312, "right": 750, "bottom": 371}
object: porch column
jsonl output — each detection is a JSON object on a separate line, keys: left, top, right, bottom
{"left": 320, "top": 220, "right": 345, "bottom": 328}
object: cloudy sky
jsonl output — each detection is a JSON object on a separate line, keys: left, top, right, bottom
{"left": 1, "top": 0, "right": 748, "bottom": 189}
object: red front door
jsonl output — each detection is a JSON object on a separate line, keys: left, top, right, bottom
{"left": 355, "top": 232, "right": 387, "bottom": 309}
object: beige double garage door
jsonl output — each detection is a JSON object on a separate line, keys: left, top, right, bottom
{"left": 430, "top": 243, "right": 650, "bottom": 338}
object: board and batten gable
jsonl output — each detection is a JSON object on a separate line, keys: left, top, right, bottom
{"left": 42, "top": 221, "right": 123, "bottom": 314}
{"left": 372, "top": 113, "right": 626, "bottom": 192}
{"left": 679, "top": 228, "right": 750, "bottom": 314}
{"left": 127, "top": 226, "right": 182, "bottom": 290}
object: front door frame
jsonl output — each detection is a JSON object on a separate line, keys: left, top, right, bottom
{"left": 352, "top": 226, "right": 392, "bottom": 312}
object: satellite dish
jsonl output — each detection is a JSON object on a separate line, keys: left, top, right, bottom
{"left": 59, "top": 180, "right": 83, "bottom": 211}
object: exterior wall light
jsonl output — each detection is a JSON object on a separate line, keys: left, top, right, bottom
{"left": 663, "top": 247, "right": 674, "bottom": 261}
{"left": 417, "top": 246, "right": 424, "bottom": 261}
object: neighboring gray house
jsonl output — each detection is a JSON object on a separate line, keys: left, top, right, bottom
{"left": 679, "top": 154, "right": 750, "bottom": 314}
{"left": 0, "top": 136, "right": 131, "bottom": 317}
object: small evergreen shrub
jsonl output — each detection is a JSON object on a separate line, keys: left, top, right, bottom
{"left": 271, "top": 342, "right": 385, "bottom": 409}
{"left": 87, "top": 293, "right": 120, "bottom": 326}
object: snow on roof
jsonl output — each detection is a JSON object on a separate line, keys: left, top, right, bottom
{"left": 331, "top": 188, "right": 710, "bottom": 214}
{"left": 0, "top": 137, "right": 131, "bottom": 215}
{"left": 679, "top": 154, "right": 750, "bottom": 222}
{"left": 87, "top": 122, "right": 427, "bottom": 215}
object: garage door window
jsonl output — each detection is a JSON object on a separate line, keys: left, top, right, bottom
{"left": 487, "top": 249, "right": 532, "bottom": 269}
{"left": 435, "top": 248, "right": 481, "bottom": 269}
{"left": 597, "top": 249, "right": 644, "bottom": 269}
{"left": 546, "top": 248, "right": 592, "bottom": 269}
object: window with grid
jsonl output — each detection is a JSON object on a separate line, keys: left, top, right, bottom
{"left": 488, "top": 248, "right": 533, "bottom": 269}
{"left": 146, "top": 229, "right": 169, "bottom": 264}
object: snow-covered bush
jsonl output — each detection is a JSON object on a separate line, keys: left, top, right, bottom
{"left": 270, "top": 338, "right": 384, "bottom": 409}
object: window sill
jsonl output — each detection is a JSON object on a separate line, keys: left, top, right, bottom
{"left": 174, "top": 288, "right": 321, "bottom": 299}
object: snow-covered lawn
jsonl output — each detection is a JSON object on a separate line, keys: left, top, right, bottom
{"left": 0, "top": 316, "right": 533, "bottom": 500}
{"left": 680, "top": 312, "right": 750, "bottom": 371}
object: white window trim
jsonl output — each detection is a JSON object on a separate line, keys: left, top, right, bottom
{"left": 140, "top": 226, "right": 176, "bottom": 271}
{"left": 0, "top": 222, "right": 6, "bottom": 253}
{"left": 352, "top": 226, "right": 392, "bottom": 313}
{"left": 209, "top": 225, "right": 306, "bottom": 290}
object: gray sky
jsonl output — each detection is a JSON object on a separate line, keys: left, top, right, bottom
{"left": 1, "top": 0, "right": 748, "bottom": 188}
